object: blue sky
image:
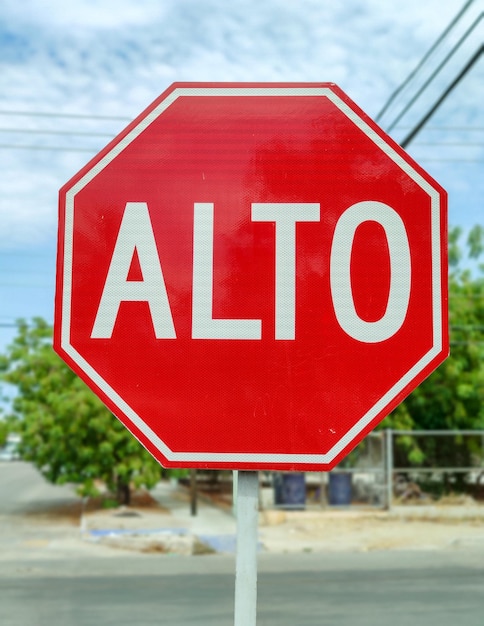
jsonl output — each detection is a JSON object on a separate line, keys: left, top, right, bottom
{"left": 0, "top": 0, "right": 482, "bottom": 354}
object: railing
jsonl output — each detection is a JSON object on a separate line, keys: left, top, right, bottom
{"left": 265, "top": 429, "right": 484, "bottom": 510}
{"left": 385, "top": 429, "right": 484, "bottom": 509}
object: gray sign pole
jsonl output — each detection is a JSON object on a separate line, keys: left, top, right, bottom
{"left": 234, "top": 470, "right": 259, "bottom": 626}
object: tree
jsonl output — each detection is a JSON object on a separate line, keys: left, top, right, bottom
{"left": 383, "top": 226, "right": 484, "bottom": 480}
{"left": 0, "top": 318, "right": 161, "bottom": 504}
{"left": 0, "top": 420, "right": 8, "bottom": 448}
{"left": 0, "top": 412, "right": 17, "bottom": 448}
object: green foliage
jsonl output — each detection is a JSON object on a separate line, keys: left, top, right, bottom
{"left": 0, "top": 318, "right": 161, "bottom": 503}
{"left": 467, "top": 224, "right": 484, "bottom": 262}
{"left": 406, "top": 227, "right": 484, "bottom": 431}
{"left": 1, "top": 226, "right": 482, "bottom": 493}
{"left": 382, "top": 226, "right": 484, "bottom": 469}
{"left": 0, "top": 414, "right": 18, "bottom": 448}
{"left": 0, "top": 420, "right": 8, "bottom": 447}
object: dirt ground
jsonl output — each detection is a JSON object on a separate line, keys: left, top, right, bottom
{"left": 78, "top": 489, "right": 484, "bottom": 555}
{"left": 259, "top": 507, "right": 484, "bottom": 553}
{"left": 3, "top": 481, "right": 484, "bottom": 558}
{"left": 85, "top": 486, "right": 484, "bottom": 554}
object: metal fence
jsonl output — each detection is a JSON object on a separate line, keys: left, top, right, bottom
{"left": 262, "top": 430, "right": 484, "bottom": 510}
{"left": 386, "top": 429, "right": 484, "bottom": 509}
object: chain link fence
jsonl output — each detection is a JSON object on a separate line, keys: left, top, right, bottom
{"left": 386, "top": 429, "right": 484, "bottom": 508}
{"left": 261, "top": 430, "right": 484, "bottom": 510}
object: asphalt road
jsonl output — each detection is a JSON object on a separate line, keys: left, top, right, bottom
{"left": 0, "top": 459, "right": 79, "bottom": 515}
{"left": 1, "top": 551, "right": 484, "bottom": 626}
{"left": 1, "top": 462, "right": 484, "bottom": 625}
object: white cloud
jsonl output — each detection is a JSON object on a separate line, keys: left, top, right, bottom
{"left": 0, "top": 0, "right": 480, "bottom": 250}
{"left": 2, "top": 0, "right": 169, "bottom": 30}
{"left": 0, "top": 0, "right": 481, "bottom": 353}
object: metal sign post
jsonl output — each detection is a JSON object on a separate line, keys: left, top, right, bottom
{"left": 234, "top": 471, "right": 259, "bottom": 626}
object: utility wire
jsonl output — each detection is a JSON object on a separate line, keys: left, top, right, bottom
{"left": 387, "top": 12, "right": 483, "bottom": 134}
{"left": 413, "top": 141, "right": 484, "bottom": 146}
{"left": 401, "top": 44, "right": 483, "bottom": 148}
{"left": 0, "top": 144, "right": 97, "bottom": 153}
{"left": 0, "top": 128, "right": 114, "bottom": 138}
{"left": 397, "top": 126, "right": 484, "bottom": 131}
{"left": 2, "top": 120, "right": 484, "bottom": 133}
{"left": 423, "top": 158, "right": 483, "bottom": 162}
{"left": 0, "top": 110, "right": 131, "bottom": 122}
{"left": 2, "top": 144, "right": 480, "bottom": 160}
{"left": 1, "top": 130, "right": 483, "bottom": 146}
{"left": 375, "top": 0, "right": 476, "bottom": 123}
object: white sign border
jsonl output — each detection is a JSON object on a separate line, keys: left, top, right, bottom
{"left": 60, "top": 86, "right": 444, "bottom": 466}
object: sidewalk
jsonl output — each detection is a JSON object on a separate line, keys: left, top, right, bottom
{"left": 82, "top": 480, "right": 238, "bottom": 554}
{"left": 80, "top": 480, "right": 484, "bottom": 555}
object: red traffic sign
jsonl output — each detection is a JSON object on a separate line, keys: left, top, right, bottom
{"left": 54, "top": 83, "right": 448, "bottom": 471}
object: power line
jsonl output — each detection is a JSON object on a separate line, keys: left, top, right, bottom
{"left": 0, "top": 110, "right": 131, "bottom": 122}
{"left": 398, "top": 126, "right": 484, "bottom": 131}
{"left": 401, "top": 43, "right": 483, "bottom": 148}
{"left": 423, "top": 158, "right": 484, "bottom": 162}
{"left": 0, "top": 143, "right": 482, "bottom": 159}
{"left": 412, "top": 141, "right": 484, "bottom": 146}
{"left": 387, "top": 12, "right": 483, "bottom": 134}
{"left": 0, "top": 127, "right": 114, "bottom": 138}
{"left": 0, "top": 251, "right": 53, "bottom": 257}
{"left": 375, "top": 0, "right": 476, "bottom": 123}
{"left": 3, "top": 121, "right": 484, "bottom": 133}
{"left": 0, "top": 144, "right": 96, "bottom": 153}
{"left": 2, "top": 131, "right": 483, "bottom": 147}
{"left": 0, "top": 283, "right": 52, "bottom": 288}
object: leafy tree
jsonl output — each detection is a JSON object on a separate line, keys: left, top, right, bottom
{"left": 383, "top": 226, "right": 484, "bottom": 478}
{"left": 0, "top": 419, "right": 9, "bottom": 448}
{"left": 0, "top": 411, "right": 18, "bottom": 448}
{"left": 0, "top": 318, "right": 161, "bottom": 504}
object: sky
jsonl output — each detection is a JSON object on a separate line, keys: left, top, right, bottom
{"left": 0, "top": 0, "right": 482, "bottom": 355}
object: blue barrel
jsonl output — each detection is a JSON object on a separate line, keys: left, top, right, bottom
{"left": 328, "top": 473, "right": 352, "bottom": 505}
{"left": 273, "top": 473, "right": 306, "bottom": 509}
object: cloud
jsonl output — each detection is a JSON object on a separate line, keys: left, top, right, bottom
{"left": 2, "top": 0, "right": 169, "bottom": 31}
{"left": 0, "top": 0, "right": 481, "bottom": 250}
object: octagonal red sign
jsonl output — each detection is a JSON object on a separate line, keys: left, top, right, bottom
{"left": 54, "top": 82, "right": 448, "bottom": 471}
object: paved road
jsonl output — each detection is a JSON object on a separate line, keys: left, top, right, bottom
{"left": 1, "top": 551, "right": 484, "bottom": 626}
{"left": 1, "top": 463, "right": 484, "bottom": 625}
{"left": 0, "top": 460, "right": 79, "bottom": 515}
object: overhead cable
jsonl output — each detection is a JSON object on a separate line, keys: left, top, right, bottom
{"left": 0, "top": 128, "right": 114, "bottom": 138}
{"left": 0, "top": 110, "right": 131, "bottom": 122}
{"left": 387, "top": 12, "right": 483, "bottom": 134}
{"left": 375, "top": 0, "right": 476, "bottom": 123}
{"left": 400, "top": 44, "right": 483, "bottom": 148}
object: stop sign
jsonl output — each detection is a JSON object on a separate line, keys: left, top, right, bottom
{"left": 54, "top": 82, "right": 448, "bottom": 471}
